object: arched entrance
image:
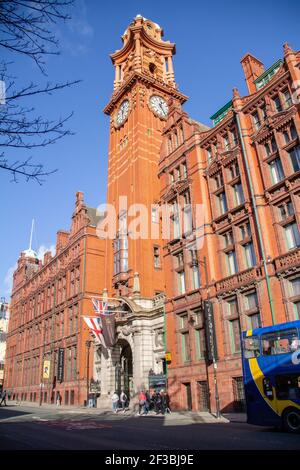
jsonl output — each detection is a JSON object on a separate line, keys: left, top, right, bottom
{"left": 114, "top": 339, "right": 133, "bottom": 396}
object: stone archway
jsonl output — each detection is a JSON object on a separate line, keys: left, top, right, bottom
{"left": 113, "top": 339, "right": 133, "bottom": 397}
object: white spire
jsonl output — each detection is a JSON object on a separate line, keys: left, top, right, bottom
{"left": 29, "top": 218, "right": 34, "bottom": 251}
{"left": 22, "top": 218, "right": 38, "bottom": 260}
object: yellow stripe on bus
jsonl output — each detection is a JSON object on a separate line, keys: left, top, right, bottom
{"left": 249, "top": 357, "right": 300, "bottom": 417}
{"left": 246, "top": 330, "right": 252, "bottom": 337}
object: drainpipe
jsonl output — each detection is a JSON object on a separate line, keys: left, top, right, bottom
{"left": 79, "top": 235, "right": 87, "bottom": 405}
{"left": 233, "top": 91, "right": 276, "bottom": 325}
{"left": 163, "top": 302, "right": 168, "bottom": 382}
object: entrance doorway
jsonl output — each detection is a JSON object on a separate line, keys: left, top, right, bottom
{"left": 232, "top": 376, "right": 246, "bottom": 411}
{"left": 114, "top": 340, "right": 133, "bottom": 397}
{"left": 197, "top": 381, "right": 210, "bottom": 411}
{"left": 183, "top": 382, "right": 192, "bottom": 410}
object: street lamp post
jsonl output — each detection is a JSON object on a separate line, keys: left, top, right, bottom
{"left": 203, "top": 256, "right": 221, "bottom": 419}
{"left": 86, "top": 340, "right": 91, "bottom": 407}
{"left": 39, "top": 321, "right": 46, "bottom": 407}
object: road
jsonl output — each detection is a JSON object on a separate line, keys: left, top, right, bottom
{"left": 0, "top": 405, "right": 299, "bottom": 450}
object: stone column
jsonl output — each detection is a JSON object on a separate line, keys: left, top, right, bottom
{"left": 97, "top": 347, "right": 118, "bottom": 409}
{"left": 132, "top": 322, "right": 154, "bottom": 393}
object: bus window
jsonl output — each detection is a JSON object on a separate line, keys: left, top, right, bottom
{"left": 276, "top": 374, "right": 300, "bottom": 400}
{"left": 261, "top": 329, "right": 298, "bottom": 356}
{"left": 263, "top": 377, "right": 274, "bottom": 400}
{"left": 243, "top": 336, "right": 260, "bottom": 359}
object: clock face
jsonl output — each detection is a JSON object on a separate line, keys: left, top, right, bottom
{"left": 116, "top": 99, "right": 129, "bottom": 126}
{"left": 149, "top": 95, "right": 168, "bottom": 119}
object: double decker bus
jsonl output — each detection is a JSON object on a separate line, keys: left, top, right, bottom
{"left": 242, "top": 320, "right": 300, "bottom": 433}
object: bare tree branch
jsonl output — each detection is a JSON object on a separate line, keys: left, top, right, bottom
{"left": 0, "top": 153, "right": 57, "bottom": 184}
{"left": 0, "top": 0, "right": 74, "bottom": 72}
{"left": 0, "top": 0, "right": 80, "bottom": 183}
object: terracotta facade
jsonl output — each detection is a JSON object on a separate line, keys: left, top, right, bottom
{"left": 4, "top": 192, "right": 106, "bottom": 405}
{"left": 4, "top": 17, "right": 300, "bottom": 413}
{"left": 159, "top": 44, "right": 300, "bottom": 412}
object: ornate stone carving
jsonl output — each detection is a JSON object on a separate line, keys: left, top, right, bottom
{"left": 154, "top": 329, "right": 164, "bottom": 347}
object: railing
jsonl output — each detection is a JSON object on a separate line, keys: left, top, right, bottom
{"left": 216, "top": 266, "right": 263, "bottom": 292}
{"left": 153, "top": 292, "right": 167, "bottom": 306}
{"left": 274, "top": 248, "right": 300, "bottom": 272}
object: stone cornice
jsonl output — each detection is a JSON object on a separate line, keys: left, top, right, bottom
{"left": 252, "top": 106, "right": 297, "bottom": 144}
{"left": 103, "top": 72, "right": 187, "bottom": 114}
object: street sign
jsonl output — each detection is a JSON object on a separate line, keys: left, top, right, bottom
{"left": 165, "top": 352, "right": 172, "bottom": 362}
{"left": 148, "top": 373, "right": 167, "bottom": 390}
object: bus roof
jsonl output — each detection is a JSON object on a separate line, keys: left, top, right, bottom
{"left": 242, "top": 319, "right": 300, "bottom": 338}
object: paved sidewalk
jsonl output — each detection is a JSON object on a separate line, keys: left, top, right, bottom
{"left": 2, "top": 401, "right": 230, "bottom": 423}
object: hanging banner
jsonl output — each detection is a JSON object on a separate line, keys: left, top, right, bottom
{"left": 83, "top": 316, "right": 107, "bottom": 348}
{"left": 92, "top": 298, "right": 116, "bottom": 348}
{"left": 43, "top": 360, "right": 50, "bottom": 379}
{"left": 57, "top": 348, "right": 65, "bottom": 383}
{"left": 204, "top": 300, "right": 218, "bottom": 363}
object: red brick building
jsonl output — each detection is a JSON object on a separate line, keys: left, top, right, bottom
{"left": 159, "top": 43, "right": 300, "bottom": 412}
{"left": 4, "top": 17, "right": 300, "bottom": 413}
{"left": 4, "top": 192, "right": 105, "bottom": 405}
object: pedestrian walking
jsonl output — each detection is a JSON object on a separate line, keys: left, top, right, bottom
{"left": 154, "top": 390, "right": 162, "bottom": 414}
{"left": 165, "top": 391, "right": 171, "bottom": 414}
{"left": 144, "top": 390, "right": 151, "bottom": 415}
{"left": 56, "top": 391, "right": 62, "bottom": 406}
{"left": 120, "top": 390, "right": 127, "bottom": 413}
{"left": 151, "top": 390, "right": 156, "bottom": 412}
{"left": 111, "top": 391, "right": 119, "bottom": 413}
{"left": 160, "top": 389, "right": 167, "bottom": 415}
{"left": 0, "top": 390, "right": 7, "bottom": 406}
{"left": 88, "top": 393, "right": 94, "bottom": 408}
{"left": 138, "top": 390, "right": 147, "bottom": 415}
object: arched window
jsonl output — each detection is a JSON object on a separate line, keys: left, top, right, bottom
{"left": 168, "top": 135, "right": 172, "bottom": 153}
{"left": 149, "top": 63, "right": 156, "bottom": 74}
{"left": 180, "top": 126, "right": 184, "bottom": 143}
{"left": 174, "top": 130, "right": 179, "bottom": 147}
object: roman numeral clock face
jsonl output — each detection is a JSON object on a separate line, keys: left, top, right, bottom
{"left": 116, "top": 99, "right": 129, "bottom": 126}
{"left": 149, "top": 95, "right": 168, "bottom": 119}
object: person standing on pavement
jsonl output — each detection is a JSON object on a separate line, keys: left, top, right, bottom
{"left": 111, "top": 391, "right": 119, "bottom": 413}
{"left": 0, "top": 390, "right": 7, "bottom": 406}
{"left": 56, "top": 391, "right": 62, "bottom": 406}
{"left": 144, "top": 390, "right": 151, "bottom": 415}
{"left": 160, "top": 390, "right": 167, "bottom": 415}
{"left": 138, "top": 390, "right": 146, "bottom": 415}
{"left": 154, "top": 390, "right": 162, "bottom": 414}
{"left": 120, "top": 390, "right": 127, "bottom": 413}
{"left": 165, "top": 391, "right": 171, "bottom": 413}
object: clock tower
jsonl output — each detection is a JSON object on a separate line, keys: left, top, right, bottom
{"left": 103, "top": 15, "right": 187, "bottom": 298}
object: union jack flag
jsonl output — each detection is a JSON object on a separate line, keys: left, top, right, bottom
{"left": 83, "top": 316, "right": 107, "bottom": 348}
{"left": 92, "top": 299, "right": 108, "bottom": 315}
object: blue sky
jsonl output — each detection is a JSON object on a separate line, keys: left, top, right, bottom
{"left": 1, "top": 0, "right": 299, "bottom": 297}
